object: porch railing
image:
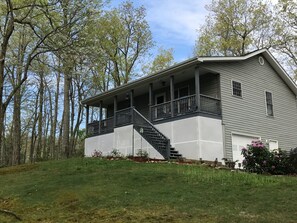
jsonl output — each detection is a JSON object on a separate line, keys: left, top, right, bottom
{"left": 173, "top": 94, "right": 197, "bottom": 116}
{"left": 87, "top": 94, "right": 222, "bottom": 136}
{"left": 151, "top": 94, "right": 221, "bottom": 121}
{"left": 200, "top": 94, "right": 221, "bottom": 115}
{"left": 87, "top": 116, "right": 114, "bottom": 136}
{"left": 151, "top": 101, "right": 171, "bottom": 121}
{"left": 100, "top": 117, "right": 114, "bottom": 134}
{"left": 115, "top": 107, "right": 133, "bottom": 127}
{"left": 87, "top": 121, "right": 99, "bottom": 136}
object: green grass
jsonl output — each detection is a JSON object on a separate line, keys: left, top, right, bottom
{"left": 0, "top": 158, "right": 297, "bottom": 222}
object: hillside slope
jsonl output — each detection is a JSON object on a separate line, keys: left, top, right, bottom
{"left": 0, "top": 158, "right": 297, "bottom": 222}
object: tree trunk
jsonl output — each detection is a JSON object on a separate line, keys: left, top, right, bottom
{"left": 62, "top": 73, "right": 71, "bottom": 158}
{"left": 0, "top": 9, "right": 14, "bottom": 166}
{"left": 29, "top": 93, "right": 40, "bottom": 163}
{"left": 12, "top": 83, "right": 21, "bottom": 165}
{"left": 36, "top": 73, "right": 44, "bottom": 161}
{"left": 50, "top": 70, "right": 60, "bottom": 159}
{"left": 12, "top": 30, "right": 27, "bottom": 165}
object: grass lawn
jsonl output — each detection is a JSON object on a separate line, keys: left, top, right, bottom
{"left": 0, "top": 158, "right": 297, "bottom": 223}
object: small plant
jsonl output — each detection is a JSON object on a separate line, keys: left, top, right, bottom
{"left": 136, "top": 149, "right": 149, "bottom": 159}
{"left": 222, "top": 158, "right": 238, "bottom": 169}
{"left": 92, "top": 150, "right": 103, "bottom": 158}
{"left": 110, "top": 149, "right": 122, "bottom": 158}
{"left": 125, "top": 154, "right": 134, "bottom": 159}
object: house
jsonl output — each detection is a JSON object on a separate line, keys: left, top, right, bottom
{"left": 82, "top": 49, "right": 297, "bottom": 166}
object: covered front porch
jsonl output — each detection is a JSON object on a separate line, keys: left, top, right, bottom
{"left": 84, "top": 66, "right": 222, "bottom": 137}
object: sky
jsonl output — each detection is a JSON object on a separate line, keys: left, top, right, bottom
{"left": 110, "top": 0, "right": 279, "bottom": 63}
{"left": 110, "top": 0, "right": 210, "bottom": 62}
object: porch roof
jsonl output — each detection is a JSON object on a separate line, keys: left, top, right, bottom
{"left": 82, "top": 57, "right": 199, "bottom": 106}
{"left": 82, "top": 49, "right": 297, "bottom": 106}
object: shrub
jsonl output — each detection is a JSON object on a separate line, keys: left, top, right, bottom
{"left": 110, "top": 149, "right": 122, "bottom": 158}
{"left": 136, "top": 149, "right": 149, "bottom": 158}
{"left": 242, "top": 140, "right": 295, "bottom": 175}
{"left": 92, "top": 150, "right": 103, "bottom": 158}
{"left": 241, "top": 140, "right": 272, "bottom": 174}
{"left": 289, "top": 147, "right": 297, "bottom": 172}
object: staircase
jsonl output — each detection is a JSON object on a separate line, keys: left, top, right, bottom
{"left": 132, "top": 108, "right": 182, "bottom": 160}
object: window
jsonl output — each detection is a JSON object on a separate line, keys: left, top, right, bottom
{"left": 232, "top": 80, "right": 242, "bottom": 97}
{"left": 265, "top": 91, "right": 274, "bottom": 116}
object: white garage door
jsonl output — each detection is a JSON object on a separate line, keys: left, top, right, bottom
{"left": 232, "top": 134, "right": 260, "bottom": 168}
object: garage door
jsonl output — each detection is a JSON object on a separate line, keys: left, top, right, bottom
{"left": 232, "top": 134, "right": 260, "bottom": 168}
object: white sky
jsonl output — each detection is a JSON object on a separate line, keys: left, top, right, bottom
{"left": 111, "top": 0, "right": 279, "bottom": 63}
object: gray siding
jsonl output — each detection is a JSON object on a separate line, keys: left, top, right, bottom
{"left": 201, "top": 56, "right": 297, "bottom": 159}
{"left": 200, "top": 74, "right": 220, "bottom": 98}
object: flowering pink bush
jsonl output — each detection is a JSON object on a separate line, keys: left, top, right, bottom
{"left": 242, "top": 140, "right": 294, "bottom": 175}
{"left": 241, "top": 140, "right": 271, "bottom": 174}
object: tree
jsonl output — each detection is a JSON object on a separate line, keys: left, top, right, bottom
{"left": 142, "top": 47, "right": 175, "bottom": 75}
{"left": 273, "top": 0, "right": 297, "bottom": 79}
{"left": 0, "top": 0, "right": 66, "bottom": 165}
{"left": 195, "top": 0, "right": 273, "bottom": 56}
{"left": 94, "top": 1, "right": 153, "bottom": 86}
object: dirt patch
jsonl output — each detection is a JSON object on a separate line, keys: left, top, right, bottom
{"left": 0, "top": 164, "right": 38, "bottom": 175}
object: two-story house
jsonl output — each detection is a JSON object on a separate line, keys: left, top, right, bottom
{"left": 82, "top": 49, "right": 297, "bottom": 166}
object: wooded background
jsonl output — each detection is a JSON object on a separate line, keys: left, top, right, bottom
{"left": 0, "top": 0, "right": 296, "bottom": 166}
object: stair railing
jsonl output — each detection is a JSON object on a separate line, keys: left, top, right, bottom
{"left": 132, "top": 107, "right": 170, "bottom": 160}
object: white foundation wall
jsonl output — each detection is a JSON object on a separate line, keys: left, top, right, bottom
{"left": 85, "top": 133, "right": 114, "bottom": 156}
{"left": 85, "top": 116, "right": 224, "bottom": 161}
{"left": 133, "top": 130, "right": 163, "bottom": 159}
{"left": 113, "top": 125, "right": 133, "bottom": 155}
{"left": 85, "top": 125, "right": 134, "bottom": 157}
{"left": 155, "top": 116, "right": 224, "bottom": 161}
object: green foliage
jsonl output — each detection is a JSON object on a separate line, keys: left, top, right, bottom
{"left": 195, "top": 0, "right": 273, "bottom": 56}
{"left": 89, "top": 0, "right": 154, "bottom": 87}
{"left": 289, "top": 147, "right": 297, "bottom": 172}
{"left": 273, "top": 0, "right": 297, "bottom": 78}
{"left": 142, "top": 47, "right": 175, "bottom": 75}
{"left": 136, "top": 149, "right": 149, "bottom": 158}
{"left": 109, "top": 149, "right": 122, "bottom": 158}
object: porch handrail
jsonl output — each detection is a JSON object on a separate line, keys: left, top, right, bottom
{"left": 172, "top": 94, "right": 196, "bottom": 102}
{"left": 200, "top": 94, "right": 220, "bottom": 101}
{"left": 150, "top": 100, "right": 171, "bottom": 109}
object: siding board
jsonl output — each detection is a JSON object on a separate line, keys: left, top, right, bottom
{"left": 201, "top": 56, "right": 297, "bottom": 160}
